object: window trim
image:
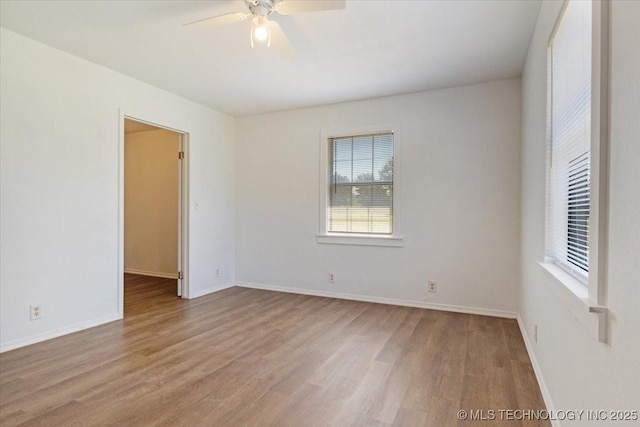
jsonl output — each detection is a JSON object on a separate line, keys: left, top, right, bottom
{"left": 318, "top": 124, "right": 403, "bottom": 247}
{"left": 541, "top": 0, "right": 609, "bottom": 342}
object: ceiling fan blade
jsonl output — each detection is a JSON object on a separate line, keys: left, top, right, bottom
{"left": 275, "top": 0, "right": 346, "bottom": 15}
{"left": 269, "top": 21, "right": 295, "bottom": 57}
{"left": 183, "top": 12, "right": 250, "bottom": 29}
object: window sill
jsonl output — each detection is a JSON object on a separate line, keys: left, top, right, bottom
{"left": 540, "top": 261, "right": 589, "bottom": 300}
{"left": 538, "top": 262, "right": 608, "bottom": 343}
{"left": 317, "top": 234, "right": 403, "bottom": 247}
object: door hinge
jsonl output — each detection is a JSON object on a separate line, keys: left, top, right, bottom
{"left": 178, "top": 271, "right": 183, "bottom": 280}
{"left": 178, "top": 151, "right": 185, "bottom": 160}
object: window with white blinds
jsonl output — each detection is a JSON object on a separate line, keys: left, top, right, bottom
{"left": 328, "top": 132, "right": 394, "bottom": 234}
{"left": 546, "top": 0, "right": 592, "bottom": 281}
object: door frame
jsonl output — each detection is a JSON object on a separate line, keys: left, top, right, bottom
{"left": 117, "top": 112, "right": 190, "bottom": 317}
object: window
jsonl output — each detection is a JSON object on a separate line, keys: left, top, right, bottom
{"left": 328, "top": 132, "right": 394, "bottom": 234}
{"left": 544, "top": 0, "right": 609, "bottom": 314}
{"left": 545, "top": 0, "right": 593, "bottom": 282}
{"left": 318, "top": 128, "right": 402, "bottom": 247}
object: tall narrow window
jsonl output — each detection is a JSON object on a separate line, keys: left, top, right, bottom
{"left": 546, "top": 0, "right": 592, "bottom": 281}
{"left": 328, "top": 132, "right": 394, "bottom": 234}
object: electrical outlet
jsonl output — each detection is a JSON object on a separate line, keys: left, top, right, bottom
{"left": 329, "top": 273, "right": 335, "bottom": 283}
{"left": 216, "top": 268, "right": 220, "bottom": 277}
{"left": 30, "top": 304, "right": 42, "bottom": 321}
{"left": 428, "top": 281, "right": 437, "bottom": 293}
{"left": 534, "top": 324, "right": 538, "bottom": 343}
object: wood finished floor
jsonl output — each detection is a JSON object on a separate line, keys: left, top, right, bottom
{"left": 0, "top": 274, "right": 549, "bottom": 426}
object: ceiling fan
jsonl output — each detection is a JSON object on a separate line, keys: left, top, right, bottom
{"left": 183, "top": 0, "right": 346, "bottom": 55}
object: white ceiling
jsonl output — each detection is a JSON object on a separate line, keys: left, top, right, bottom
{"left": 0, "top": 0, "right": 541, "bottom": 117}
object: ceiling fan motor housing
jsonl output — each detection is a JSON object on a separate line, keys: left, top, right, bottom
{"left": 245, "top": 0, "right": 278, "bottom": 17}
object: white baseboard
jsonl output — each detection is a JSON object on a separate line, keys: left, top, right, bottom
{"left": 234, "top": 281, "right": 517, "bottom": 319}
{"left": 189, "top": 282, "right": 236, "bottom": 299}
{"left": 516, "top": 314, "right": 559, "bottom": 427}
{"left": 124, "top": 269, "right": 178, "bottom": 279}
{"left": 0, "top": 313, "right": 122, "bottom": 353}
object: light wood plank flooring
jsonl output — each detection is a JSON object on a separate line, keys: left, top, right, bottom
{"left": 0, "top": 274, "right": 549, "bottom": 426}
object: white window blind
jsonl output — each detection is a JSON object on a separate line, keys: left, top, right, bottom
{"left": 328, "top": 132, "right": 394, "bottom": 234}
{"left": 546, "top": 0, "right": 592, "bottom": 279}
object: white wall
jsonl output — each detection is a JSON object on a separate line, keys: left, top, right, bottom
{"left": 520, "top": 1, "right": 640, "bottom": 424}
{"left": 124, "top": 129, "right": 180, "bottom": 278}
{"left": 0, "top": 29, "right": 235, "bottom": 351}
{"left": 235, "top": 79, "right": 522, "bottom": 315}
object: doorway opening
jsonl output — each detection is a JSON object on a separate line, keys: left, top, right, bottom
{"left": 119, "top": 116, "right": 188, "bottom": 316}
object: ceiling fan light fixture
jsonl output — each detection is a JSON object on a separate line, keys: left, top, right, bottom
{"left": 184, "top": 0, "right": 347, "bottom": 54}
{"left": 251, "top": 16, "right": 270, "bottom": 46}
